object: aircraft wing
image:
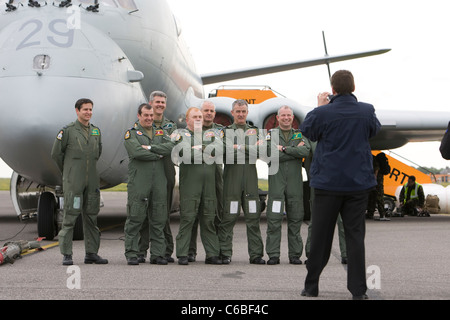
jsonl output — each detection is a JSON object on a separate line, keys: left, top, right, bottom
{"left": 370, "top": 109, "right": 450, "bottom": 150}
{"left": 200, "top": 49, "right": 391, "bottom": 85}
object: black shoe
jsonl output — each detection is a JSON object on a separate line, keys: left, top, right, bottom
{"left": 137, "top": 255, "right": 145, "bottom": 263}
{"left": 250, "top": 257, "right": 266, "bottom": 265}
{"left": 205, "top": 256, "right": 222, "bottom": 264}
{"left": 221, "top": 256, "right": 231, "bottom": 264}
{"left": 84, "top": 253, "right": 108, "bottom": 264}
{"left": 341, "top": 257, "right": 348, "bottom": 264}
{"left": 62, "top": 255, "right": 73, "bottom": 266}
{"left": 267, "top": 257, "right": 280, "bottom": 265}
{"left": 188, "top": 254, "right": 196, "bottom": 262}
{"left": 127, "top": 257, "right": 139, "bottom": 265}
{"left": 289, "top": 256, "right": 302, "bottom": 265}
{"left": 178, "top": 256, "right": 189, "bottom": 265}
{"left": 352, "top": 294, "right": 369, "bottom": 300}
{"left": 150, "top": 256, "right": 168, "bottom": 265}
{"left": 301, "top": 289, "right": 318, "bottom": 297}
{"left": 165, "top": 254, "right": 175, "bottom": 263}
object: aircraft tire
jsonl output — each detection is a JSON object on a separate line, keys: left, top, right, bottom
{"left": 37, "top": 192, "right": 56, "bottom": 241}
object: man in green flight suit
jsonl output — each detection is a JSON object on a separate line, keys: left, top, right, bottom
{"left": 218, "top": 99, "right": 265, "bottom": 265}
{"left": 138, "top": 91, "right": 178, "bottom": 263}
{"left": 188, "top": 100, "right": 225, "bottom": 262}
{"left": 123, "top": 103, "right": 174, "bottom": 265}
{"left": 51, "top": 98, "right": 107, "bottom": 266}
{"left": 172, "top": 107, "right": 223, "bottom": 265}
{"left": 264, "top": 105, "right": 311, "bottom": 265}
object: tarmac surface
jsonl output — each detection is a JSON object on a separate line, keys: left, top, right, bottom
{"left": 1, "top": 191, "right": 449, "bottom": 304}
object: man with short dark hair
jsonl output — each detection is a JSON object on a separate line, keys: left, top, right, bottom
{"left": 123, "top": 103, "right": 174, "bottom": 265}
{"left": 300, "top": 70, "right": 381, "bottom": 299}
{"left": 138, "top": 91, "right": 178, "bottom": 263}
{"left": 51, "top": 98, "right": 107, "bottom": 266}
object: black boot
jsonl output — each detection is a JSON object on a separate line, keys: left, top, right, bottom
{"left": 84, "top": 253, "right": 108, "bottom": 264}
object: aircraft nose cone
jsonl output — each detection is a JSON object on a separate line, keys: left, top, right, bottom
{"left": 0, "top": 13, "right": 144, "bottom": 186}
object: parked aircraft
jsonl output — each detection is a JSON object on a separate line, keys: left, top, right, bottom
{"left": 1, "top": 0, "right": 449, "bottom": 239}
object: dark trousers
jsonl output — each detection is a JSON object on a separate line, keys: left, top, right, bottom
{"left": 304, "top": 189, "right": 370, "bottom": 297}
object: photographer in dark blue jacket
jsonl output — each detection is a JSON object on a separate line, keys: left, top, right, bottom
{"left": 300, "top": 70, "right": 381, "bottom": 300}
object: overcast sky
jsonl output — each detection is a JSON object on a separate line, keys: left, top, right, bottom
{"left": 1, "top": 0, "right": 449, "bottom": 177}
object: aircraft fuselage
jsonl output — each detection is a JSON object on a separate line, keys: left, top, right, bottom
{"left": 0, "top": 0, "right": 202, "bottom": 187}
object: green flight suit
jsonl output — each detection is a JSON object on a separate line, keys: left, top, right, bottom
{"left": 138, "top": 117, "right": 177, "bottom": 258}
{"left": 174, "top": 127, "right": 223, "bottom": 259}
{"left": 51, "top": 120, "right": 102, "bottom": 256}
{"left": 217, "top": 123, "right": 264, "bottom": 262}
{"left": 265, "top": 128, "right": 311, "bottom": 260}
{"left": 123, "top": 123, "right": 174, "bottom": 260}
{"left": 189, "top": 123, "right": 224, "bottom": 257}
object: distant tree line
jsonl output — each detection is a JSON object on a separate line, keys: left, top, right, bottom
{"left": 416, "top": 166, "right": 450, "bottom": 175}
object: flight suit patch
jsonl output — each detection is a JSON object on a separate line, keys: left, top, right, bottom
{"left": 204, "top": 130, "right": 215, "bottom": 138}
{"left": 124, "top": 130, "right": 131, "bottom": 140}
{"left": 56, "top": 130, "right": 64, "bottom": 141}
{"left": 246, "top": 129, "right": 257, "bottom": 136}
{"left": 91, "top": 128, "right": 100, "bottom": 136}
{"left": 155, "top": 130, "right": 164, "bottom": 136}
{"left": 170, "top": 132, "right": 181, "bottom": 141}
{"left": 291, "top": 132, "right": 303, "bottom": 140}
{"left": 136, "top": 131, "right": 143, "bottom": 136}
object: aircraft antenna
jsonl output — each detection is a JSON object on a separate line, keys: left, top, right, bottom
{"left": 322, "top": 31, "right": 332, "bottom": 81}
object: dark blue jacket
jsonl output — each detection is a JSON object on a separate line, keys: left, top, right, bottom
{"left": 300, "top": 94, "right": 381, "bottom": 192}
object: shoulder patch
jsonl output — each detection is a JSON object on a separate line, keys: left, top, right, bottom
{"left": 124, "top": 130, "right": 131, "bottom": 140}
{"left": 56, "top": 130, "right": 64, "bottom": 141}
{"left": 91, "top": 128, "right": 100, "bottom": 136}
{"left": 204, "top": 129, "right": 216, "bottom": 138}
{"left": 170, "top": 132, "right": 181, "bottom": 142}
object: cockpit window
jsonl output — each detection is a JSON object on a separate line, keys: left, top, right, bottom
{"left": 3, "top": 0, "right": 137, "bottom": 10}
{"left": 77, "top": 0, "right": 136, "bottom": 10}
{"left": 100, "top": 0, "right": 118, "bottom": 7}
{"left": 116, "top": 0, "right": 137, "bottom": 11}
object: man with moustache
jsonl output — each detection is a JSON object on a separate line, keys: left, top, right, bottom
{"left": 123, "top": 103, "right": 174, "bottom": 265}
{"left": 138, "top": 91, "right": 178, "bottom": 263}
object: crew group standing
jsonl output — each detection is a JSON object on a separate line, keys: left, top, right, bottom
{"left": 52, "top": 72, "right": 386, "bottom": 301}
